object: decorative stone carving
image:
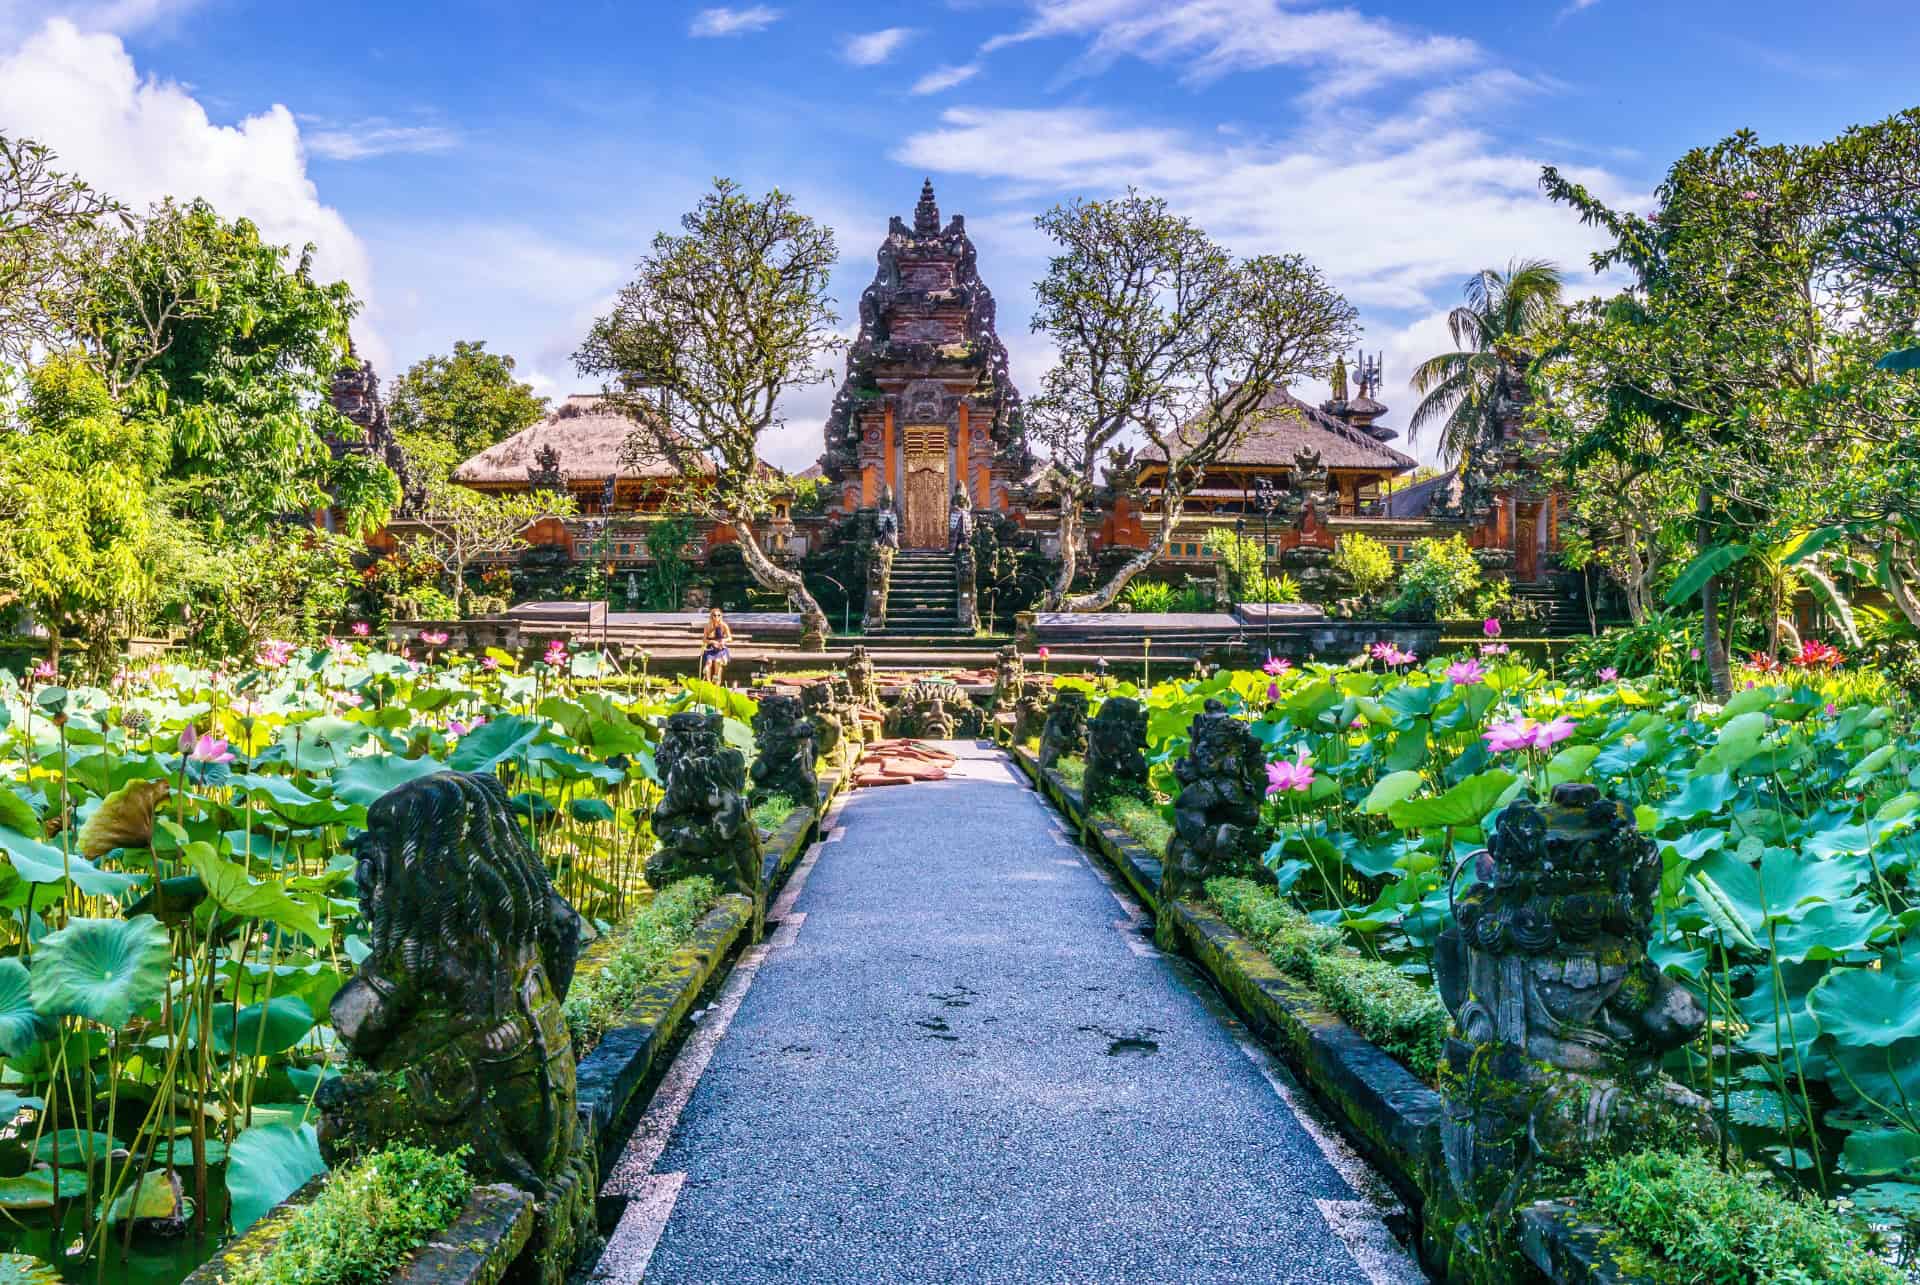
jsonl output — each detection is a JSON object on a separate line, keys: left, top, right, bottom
{"left": 863, "top": 543, "right": 894, "bottom": 633}
{"left": 1434, "top": 782, "right": 1714, "bottom": 1278}
{"left": 1036, "top": 688, "right": 1088, "bottom": 771}
{"left": 1157, "top": 700, "right": 1266, "bottom": 908}
{"left": 874, "top": 486, "right": 901, "bottom": 550}
{"left": 1012, "top": 678, "right": 1049, "bottom": 747}
{"left": 992, "top": 646, "right": 1024, "bottom": 706}
{"left": 318, "top": 772, "right": 594, "bottom": 1284}
{"left": 1082, "top": 696, "right": 1149, "bottom": 808}
{"left": 955, "top": 541, "right": 978, "bottom": 632}
{"left": 801, "top": 681, "right": 845, "bottom": 764}
{"left": 646, "top": 711, "right": 763, "bottom": 906}
{"left": 749, "top": 692, "right": 818, "bottom": 808}
{"left": 326, "top": 344, "right": 418, "bottom": 511}
{"left": 887, "top": 680, "right": 956, "bottom": 739}
{"left": 846, "top": 644, "right": 879, "bottom": 709}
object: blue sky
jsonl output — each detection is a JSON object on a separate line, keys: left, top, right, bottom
{"left": 2, "top": 0, "right": 1915, "bottom": 468}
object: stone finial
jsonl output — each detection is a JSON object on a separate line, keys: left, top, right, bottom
{"left": 1433, "top": 782, "right": 1713, "bottom": 1277}
{"left": 1157, "top": 700, "right": 1265, "bottom": 907}
{"left": 1328, "top": 354, "right": 1348, "bottom": 405}
{"left": 318, "top": 771, "right": 595, "bottom": 1281}
{"left": 1083, "top": 696, "right": 1149, "bottom": 808}
{"left": 750, "top": 692, "right": 818, "bottom": 808}
{"left": 914, "top": 178, "right": 941, "bottom": 236}
{"left": 1036, "top": 688, "right": 1089, "bottom": 771}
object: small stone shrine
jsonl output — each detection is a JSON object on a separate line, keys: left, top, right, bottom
{"left": 1434, "top": 782, "right": 1714, "bottom": 1279}
{"left": 318, "top": 771, "right": 595, "bottom": 1284}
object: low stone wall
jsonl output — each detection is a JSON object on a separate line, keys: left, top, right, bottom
{"left": 190, "top": 761, "right": 852, "bottom": 1284}
{"left": 1007, "top": 742, "right": 1642, "bottom": 1285}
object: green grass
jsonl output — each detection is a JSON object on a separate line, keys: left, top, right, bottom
{"left": 1581, "top": 1151, "right": 1899, "bottom": 1285}
{"left": 1052, "top": 756, "right": 1085, "bottom": 789}
{"left": 1097, "top": 795, "right": 1173, "bottom": 857}
{"left": 229, "top": 1145, "right": 472, "bottom": 1285}
{"left": 563, "top": 877, "right": 719, "bottom": 1054}
{"left": 751, "top": 793, "right": 799, "bottom": 833}
{"left": 1207, "top": 876, "right": 1447, "bottom": 1082}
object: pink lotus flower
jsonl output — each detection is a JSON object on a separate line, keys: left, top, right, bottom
{"left": 180, "top": 728, "right": 234, "bottom": 764}
{"left": 481, "top": 655, "right": 500, "bottom": 672}
{"left": 1598, "top": 667, "right": 1619, "bottom": 682}
{"left": 448, "top": 716, "right": 487, "bottom": 738}
{"left": 1037, "top": 646, "right": 1050, "bottom": 660}
{"left": 1266, "top": 682, "right": 1280, "bottom": 702}
{"left": 1445, "top": 659, "right": 1486, "bottom": 686}
{"left": 326, "top": 637, "right": 354, "bottom": 660}
{"left": 1531, "top": 716, "right": 1577, "bottom": 750}
{"left": 350, "top": 621, "right": 371, "bottom": 637}
{"left": 420, "top": 630, "right": 450, "bottom": 647}
{"left": 1690, "top": 647, "right": 1701, "bottom": 660}
{"left": 544, "top": 641, "right": 571, "bottom": 667}
{"left": 1368, "top": 641, "right": 1416, "bottom": 667}
{"left": 1265, "top": 748, "right": 1315, "bottom": 795}
{"left": 1824, "top": 702, "right": 1838, "bottom": 717}
{"left": 1484, "top": 717, "right": 1536, "bottom": 754}
{"left": 1480, "top": 642, "right": 1509, "bottom": 657}
{"left": 257, "top": 639, "right": 295, "bottom": 668}
{"left": 29, "top": 659, "right": 55, "bottom": 683}
{"left": 1483, "top": 618, "right": 1502, "bottom": 638}
{"left": 1262, "top": 655, "right": 1290, "bottom": 676}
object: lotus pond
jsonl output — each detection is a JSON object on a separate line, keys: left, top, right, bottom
{"left": 0, "top": 642, "right": 759, "bottom": 1282}
{"left": 1055, "top": 647, "right": 1920, "bottom": 1269}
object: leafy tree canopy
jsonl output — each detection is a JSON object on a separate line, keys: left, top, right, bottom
{"left": 388, "top": 340, "right": 548, "bottom": 485}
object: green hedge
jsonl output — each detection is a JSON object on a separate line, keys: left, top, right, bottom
{"left": 563, "top": 877, "right": 718, "bottom": 1053}
{"left": 229, "top": 1145, "right": 472, "bottom": 1285}
{"left": 1207, "top": 876, "right": 1448, "bottom": 1082}
{"left": 1581, "top": 1151, "right": 1899, "bottom": 1285}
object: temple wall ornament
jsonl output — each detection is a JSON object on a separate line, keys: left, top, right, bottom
{"left": 1433, "top": 782, "right": 1714, "bottom": 1279}
{"left": 1157, "top": 699, "right": 1266, "bottom": 911}
{"left": 1036, "top": 689, "right": 1089, "bottom": 771}
{"left": 317, "top": 771, "right": 596, "bottom": 1284}
{"left": 1082, "top": 696, "right": 1149, "bottom": 808}
{"left": 645, "top": 711, "right": 763, "bottom": 909}
{"left": 749, "top": 692, "right": 818, "bottom": 807}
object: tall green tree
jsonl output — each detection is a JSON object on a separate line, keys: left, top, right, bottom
{"left": 388, "top": 340, "right": 548, "bottom": 485}
{"left": 0, "top": 356, "right": 166, "bottom": 668}
{"left": 1408, "top": 258, "right": 1563, "bottom": 465}
{"left": 576, "top": 178, "right": 841, "bottom": 643}
{"left": 1027, "top": 190, "right": 1357, "bottom": 611}
{"left": 0, "top": 132, "right": 123, "bottom": 369}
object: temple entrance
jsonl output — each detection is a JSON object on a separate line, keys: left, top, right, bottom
{"left": 902, "top": 426, "right": 949, "bottom": 549}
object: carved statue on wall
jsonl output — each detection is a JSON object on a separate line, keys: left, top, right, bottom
{"left": 992, "top": 646, "right": 1024, "bottom": 707}
{"left": 863, "top": 542, "right": 895, "bottom": 632}
{"left": 887, "top": 680, "right": 980, "bottom": 739}
{"left": 1434, "top": 782, "right": 1713, "bottom": 1277}
{"left": 750, "top": 692, "right": 818, "bottom": 808}
{"left": 1157, "top": 700, "right": 1266, "bottom": 909}
{"left": 646, "top": 711, "right": 763, "bottom": 905}
{"left": 801, "top": 681, "right": 844, "bottom": 764}
{"left": 846, "top": 644, "right": 879, "bottom": 709}
{"left": 1036, "top": 688, "right": 1089, "bottom": 771}
{"left": 1012, "top": 677, "right": 1049, "bottom": 747}
{"left": 1083, "top": 696, "right": 1149, "bottom": 808}
{"left": 874, "top": 484, "right": 900, "bottom": 550}
{"left": 318, "top": 771, "right": 595, "bottom": 1282}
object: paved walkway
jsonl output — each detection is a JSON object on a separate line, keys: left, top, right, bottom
{"left": 595, "top": 742, "right": 1421, "bottom": 1284}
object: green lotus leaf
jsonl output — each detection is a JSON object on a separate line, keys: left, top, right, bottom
{"left": 225, "top": 1122, "right": 325, "bottom": 1233}
{"left": 195, "top": 995, "right": 315, "bottom": 1057}
{"left": 0, "top": 1251, "right": 64, "bottom": 1283}
{"left": 31, "top": 915, "right": 170, "bottom": 1027}
{"left": 0, "top": 1170, "right": 87, "bottom": 1211}
{"left": 447, "top": 714, "right": 546, "bottom": 773}
{"left": 1387, "top": 770, "right": 1516, "bottom": 830}
{"left": 1770, "top": 899, "right": 1887, "bottom": 964}
{"left": 30, "top": 1129, "right": 117, "bottom": 1167}
{"left": 229, "top": 774, "right": 353, "bottom": 827}
{"left": 569, "top": 798, "right": 617, "bottom": 825}
{"left": 1839, "top": 1129, "right": 1920, "bottom": 1178}
{"left": 1810, "top": 954, "right": 1920, "bottom": 1048}
{"left": 0, "top": 825, "right": 138, "bottom": 898}
{"left": 1543, "top": 744, "right": 1599, "bottom": 788}
{"left": 179, "top": 842, "right": 327, "bottom": 945}
{"left": 0, "top": 959, "right": 51, "bottom": 1057}
{"left": 328, "top": 753, "right": 450, "bottom": 808}
{"left": 1361, "top": 770, "right": 1425, "bottom": 815}
{"left": 0, "top": 790, "right": 39, "bottom": 837}
{"left": 96, "top": 1169, "right": 185, "bottom": 1225}
{"left": 1848, "top": 1181, "right": 1920, "bottom": 1219}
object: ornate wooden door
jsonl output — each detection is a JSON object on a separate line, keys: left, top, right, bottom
{"left": 902, "top": 427, "right": 949, "bottom": 549}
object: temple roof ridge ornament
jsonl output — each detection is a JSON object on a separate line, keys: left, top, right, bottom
{"left": 914, "top": 177, "right": 940, "bottom": 236}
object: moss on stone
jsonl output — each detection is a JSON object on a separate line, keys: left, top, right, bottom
{"left": 563, "top": 877, "right": 719, "bottom": 1054}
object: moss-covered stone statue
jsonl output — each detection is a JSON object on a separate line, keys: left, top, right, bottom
{"left": 846, "top": 644, "right": 879, "bottom": 709}
{"left": 1082, "top": 696, "right": 1148, "bottom": 808}
{"left": 750, "top": 692, "right": 817, "bottom": 807}
{"left": 801, "top": 681, "right": 845, "bottom": 765}
{"left": 1012, "top": 677, "right": 1049, "bottom": 746}
{"left": 1036, "top": 688, "right": 1089, "bottom": 771}
{"left": 1432, "top": 782, "right": 1713, "bottom": 1280}
{"left": 646, "top": 710, "right": 763, "bottom": 908}
{"left": 1156, "top": 700, "right": 1265, "bottom": 926}
{"left": 317, "top": 771, "right": 595, "bottom": 1284}
{"left": 888, "top": 680, "right": 958, "bottom": 739}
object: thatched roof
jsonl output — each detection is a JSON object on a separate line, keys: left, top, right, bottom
{"left": 1208, "top": 389, "right": 1418, "bottom": 472}
{"left": 452, "top": 395, "right": 720, "bottom": 486}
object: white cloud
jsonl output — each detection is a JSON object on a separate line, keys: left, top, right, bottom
{"left": 911, "top": 63, "right": 981, "bottom": 95}
{"left": 894, "top": 105, "right": 1639, "bottom": 312}
{"left": 0, "top": 19, "right": 383, "bottom": 362}
{"left": 982, "top": 0, "right": 1478, "bottom": 99}
{"left": 688, "top": 5, "right": 779, "bottom": 37}
{"left": 305, "top": 122, "right": 460, "bottom": 161}
{"left": 842, "top": 26, "right": 913, "bottom": 66}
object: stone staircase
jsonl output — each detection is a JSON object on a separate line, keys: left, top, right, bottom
{"left": 1509, "top": 579, "right": 1602, "bottom": 637}
{"left": 866, "top": 549, "right": 972, "bottom": 646}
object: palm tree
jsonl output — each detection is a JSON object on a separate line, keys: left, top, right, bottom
{"left": 1408, "top": 259, "right": 1564, "bottom": 465}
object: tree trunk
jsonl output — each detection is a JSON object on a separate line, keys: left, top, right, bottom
{"left": 732, "top": 516, "right": 829, "bottom": 647}
{"left": 450, "top": 548, "right": 466, "bottom": 617}
{"left": 1696, "top": 489, "right": 1732, "bottom": 698}
{"left": 1885, "top": 547, "right": 1920, "bottom": 630}
{"left": 1061, "top": 494, "right": 1184, "bottom": 613}
{"left": 1044, "top": 500, "right": 1082, "bottom": 611}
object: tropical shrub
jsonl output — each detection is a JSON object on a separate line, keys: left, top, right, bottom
{"left": 1384, "top": 534, "right": 1483, "bottom": 619}
{"left": 1120, "top": 579, "right": 1176, "bottom": 613}
{"left": 1202, "top": 528, "right": 1299, "bottom": 604}
{"left": 1331, "top": 532, "right": 1395, "bottom": 599}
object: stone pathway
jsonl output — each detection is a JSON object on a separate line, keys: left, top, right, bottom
{"left": 594, "top": 742, "right": 1423, "bottom": 1284}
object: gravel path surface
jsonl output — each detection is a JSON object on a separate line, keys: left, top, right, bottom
{"left": 602, "top": 741, "right": 1412, "bottom": 1284}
